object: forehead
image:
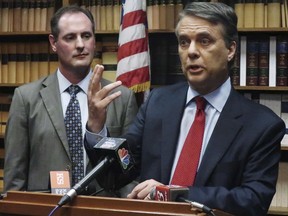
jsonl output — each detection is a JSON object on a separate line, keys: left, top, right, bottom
{"left": 177, "top": 15, "right": 224, "bottom": 37}
{"left": 58, "top": 12, "right": 93, "bottom": 34}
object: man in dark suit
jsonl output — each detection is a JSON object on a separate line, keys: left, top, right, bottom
{"left": 4, "top": 5, "right": 138, "bottom": 194}
{"left": 84, "top": 2, "right": 286, "bottom": 215}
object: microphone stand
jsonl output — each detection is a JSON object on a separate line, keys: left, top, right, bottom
{"left": 57, "top": 156, "right": 115, "bottom": 207}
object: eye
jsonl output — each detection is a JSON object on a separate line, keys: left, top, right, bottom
{"left": 64, "top": 34, "right": 75, "bottom": 41}
{"left": 200, "top": 37, "right": 211, "bottom": 46}
{"left": 178, "top": 38, "right": 190, "bottom": 48}
{"left": 82, "top": 33, "right": 92, "bottom": 40}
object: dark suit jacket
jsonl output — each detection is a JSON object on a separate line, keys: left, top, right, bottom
{"left": 87, "top": 81, "right": 285, "bottom": 216}
{"left": 4, "top": 72, "right": 138, "bottom": 193}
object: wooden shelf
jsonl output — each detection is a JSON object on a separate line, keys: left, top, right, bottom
{"left": 238, "top": 28, "right": 288, "bottom": 32}
{"left": 234, "top": 86, "right": 288, "bottom": 91}
{"left": 269, "top": 206, "right": 288, "bottom": 215}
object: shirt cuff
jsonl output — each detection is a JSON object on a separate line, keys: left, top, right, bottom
{"left": 85, "top": 126, "right": 108, "bottom": 148}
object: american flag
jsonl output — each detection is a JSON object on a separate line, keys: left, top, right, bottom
{"left": 116, "top": 0, "right": 150, "bottom": 93}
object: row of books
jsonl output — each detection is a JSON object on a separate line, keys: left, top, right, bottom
{"left": 146, "top": 0, "right": 183, "bottom": 30}
{"left": 231, "top": 35, "right": 288, "bottom": 87}
{"left": 81, "top": 0, "right": 184, "bottom": 31}
{"left": 0, "top": 0, "right": 236, "bottom": 33}
{"left": 3, "top": 35, "right": 288, "bottom": 87}
{"left": 80, "top": 0, "right": 122, "bottom": 31}
{"left": 0, "top": 0, "right": 55, "bottom": 32}
{"left": 234, "top": 0, "right": 285, "bottom": 28}
{"left": 0, "top": 41, "right": 57, "bottom": 84}
{"left": 0, "top": 39, "right": 119, "bottom": 84}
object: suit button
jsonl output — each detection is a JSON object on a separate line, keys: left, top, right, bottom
{"left": 65, "top": 165, "right": 71, "bottom": 171}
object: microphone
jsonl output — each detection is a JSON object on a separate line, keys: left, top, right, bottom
{"left": 57, "top": 137, "right": 133, "bottom": 207}
{"left": 151, "top": 185, "right": 216, "bottom": 216}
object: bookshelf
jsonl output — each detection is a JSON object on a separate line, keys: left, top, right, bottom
{"left": 0, "top": 0, "right": 288, "bottom": 215}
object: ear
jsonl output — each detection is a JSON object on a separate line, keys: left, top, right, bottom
{"left": 48, "top": 34, "right": 57, "bottom": 52}
{"left": 227, "top": 41, "right": 237, "bottom": 62}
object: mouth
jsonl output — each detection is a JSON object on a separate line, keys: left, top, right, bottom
{"left": 187, "top": 65, "right": 203, "bottom": 73}
{"left": 74, "top": 53, "right": 88, "bottom": 58}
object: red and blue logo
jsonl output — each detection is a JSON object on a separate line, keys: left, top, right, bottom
{"left": 118, "top": 148, "right": 130, "bottom": 170}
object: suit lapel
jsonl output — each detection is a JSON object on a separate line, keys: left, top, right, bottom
{"left": 161, "top": 83, "right": 188, "bottom": 183}
{"left": 195, "top": 90, "right": 243, "bottom": 186}
{"left": 40, "top": 73, "right": 70, "bottom": 159}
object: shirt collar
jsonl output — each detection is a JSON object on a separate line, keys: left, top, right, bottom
{"left": 186, "top": 77, "right": 231, "bottom": 112}
{"left": 57, "top": 69, "right": 92, "bottom": 95}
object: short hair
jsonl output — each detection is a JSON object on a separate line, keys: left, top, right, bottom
{"left": 50, "top": 5, "right": 95, "bottom": 41}
{"left": 175, "top": 2, "right": 238, "bottom": 49}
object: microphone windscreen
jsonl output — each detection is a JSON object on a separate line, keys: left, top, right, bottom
{"left": 93, "top": 137, "right": 133, "bottom": 173}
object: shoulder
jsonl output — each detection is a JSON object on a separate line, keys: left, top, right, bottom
{"left": 229, "top": 90, "right": 284, "bottom": 124}
{"left": 13, "top": 75, "right": 52, "bottom": 100}
{"left": 148, "top": 82, "right": 188, "bottom": 100}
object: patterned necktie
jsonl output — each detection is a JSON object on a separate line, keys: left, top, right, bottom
{"left": 171, "top": 96, "right": 206, "bottom": 186}
{"left": 64, "top": 85, "right": 84, "bottom": 186}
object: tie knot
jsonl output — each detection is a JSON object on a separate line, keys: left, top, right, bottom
{"left": 67, "top": 85, "right": 81, "bottom": 97}
{"left": 195, "top": 96, "right": 206, "bottom": 111}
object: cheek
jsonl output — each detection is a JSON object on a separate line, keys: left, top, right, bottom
{"left": 57, "top": 44, "right": 73, "bottom": 56}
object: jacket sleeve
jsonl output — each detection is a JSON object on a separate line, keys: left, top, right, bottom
{"left": 4, "top": 88, "right": 29, "bottom": 192}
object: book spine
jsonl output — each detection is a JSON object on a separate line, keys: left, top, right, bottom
{"left": 38, "top": 41, "right": 49, "bottom": 79}
{"left": 1, "top": 1, "right": 9, "bottom": 32}
{"left": 166, "top": 0, "right": 175, "bottom": 30}
{"left": 244, "top": 1, "right": 255, "bottom": 28}
{"left": 174, "top": 0, "right": 183, "bottom": 24}
{"left": 113, "top": 0, "right": 121, "bottom": 31}
{"left": 46, "top": 0, "right": 55, "bottom": 31}
{"left": 8, "top": 1, "right": 14, "bottom": 32}
{"left": 21, "top": 0, "right": 29, "bottom": 32}
{"left": 40, "top": 0, "right": 48, "bottom": 32}
{"left": 96, "top": 0, "right": 101, "bottom": 31}
{"left": 234, "top": 0, "right": 245, "bottom": 28}
{"left": 16, "top": 42, "right": 26, "bottom": 84}
{"left": 267, "top": 0, "right": 281, "bottom": 27}
{"left": 1, "top": 43, "right": 8, "bottom": 83}
{"left": 34, "top": 0, "right": 41, "bottom": 31}
{"left": 100, "top": 0, "right": 107, "bottom": 30}
{"left": 28, "top": 0, "right": 36, "bottom": 32}
{"left": 258, "top": 36, "right": 270, "bottom": 86}
{"left": 246, "top": 37, "right": 259, "bottom": 86}
{"left": 30, "top": 42, "right": 39, "bottom": 82}
{"left": 147, "top": 0, "right": 153, "bottom": 30}
{"left": 13, "top": 0, "right": 22, "bottom": 32}
{"left": 7, "top": 42, "right": 17, "bottom": 84}
{"left": 159, "top": 0, "right": 167, "bottom": 30}
{"left": 276, "top": 36, "right": 288, "bottom": 86}
{"left": 153, "top": 0, "right": 160, "bottom": 29}
{"left": 24, "top": 42, "right": 31, "bottom": 83}
{"left": 106, "top": 0, "right": 113, "bottom": 30}
{"left": 254, "top": 0, "right": 265, "bottom": 28}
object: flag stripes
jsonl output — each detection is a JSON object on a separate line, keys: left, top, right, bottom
{"left": 116, "top": 0, "right": 150, "bottom": 92}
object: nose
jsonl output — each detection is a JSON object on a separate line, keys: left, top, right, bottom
{"left": 76, "top": 36, "right": 84, "bottom": 49}
{"left": 188, "top": 41, "right": 200, "bottom": 59}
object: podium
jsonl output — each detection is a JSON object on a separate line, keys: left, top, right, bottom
{"left": 0, "top": 191, "right": 232, "bottom": 216}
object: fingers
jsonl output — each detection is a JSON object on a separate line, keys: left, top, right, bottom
{"left": 127, "top": 179, "right": 163, "bottom": 200}
{"left": 88, "top": 64, "right": 122, "bottom": 103}
{"left": 87, "top": 64, "right": 123, "bottom": 133}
